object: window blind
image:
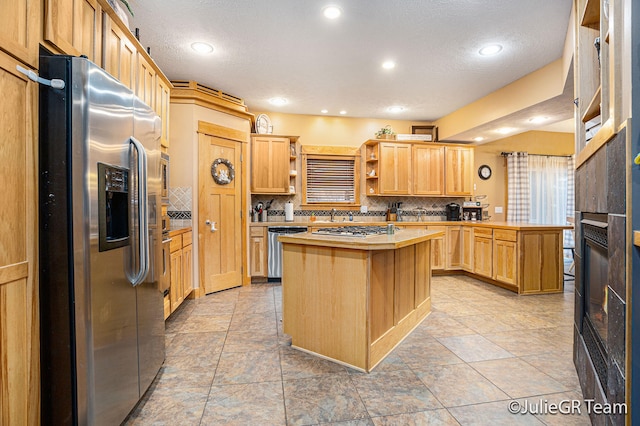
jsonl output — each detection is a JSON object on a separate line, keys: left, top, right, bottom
{"left": 306, "top": 158, "right": 355, "bottom": 203}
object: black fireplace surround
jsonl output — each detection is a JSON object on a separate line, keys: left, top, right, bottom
{"left": 573, "top": 128, "right": 627, "bottom": 425}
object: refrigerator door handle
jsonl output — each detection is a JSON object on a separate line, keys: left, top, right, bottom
{"left": 127, "top": 136, "right": 150, "bottom": 286}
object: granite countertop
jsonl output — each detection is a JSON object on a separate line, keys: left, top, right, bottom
{"left": 169, "top": 226, "right": 192, "bottom": 237}
{"left": 277, "top": 228, "right": 444, "bottom": 251}
{"left": 250, "top": 220, "right": 571, "bottom": 230}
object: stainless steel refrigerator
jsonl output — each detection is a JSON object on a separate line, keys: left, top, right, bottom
{"left": 38, "top": 55, "right": 165, "bottom": 425}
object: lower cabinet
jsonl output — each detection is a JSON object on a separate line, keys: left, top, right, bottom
{"left": 170, "top": 247, "right": 183, "bottom": 311}
{"left": 169, "top": 229, "right": 193, "bottom": 314}
{"left": 446, "top": 226, "right": 462, "bottom": 270}
{"left": 249, "top": 226, "right": 267, "bottom": 277}
{"left": 473, "top": 228, "right": 493, "bottom": 278}
{"left": 427, "top": 226, "right": 446, "bottom": 270}
{"left": 493, "top": 230, "right": 518, "bottom": 286}
{"left": 461, "top": 227, "right": 474, "bottom": 271}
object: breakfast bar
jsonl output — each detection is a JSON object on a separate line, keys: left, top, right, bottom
{"left": 279, "top": 228, "right": 443, "bottom": 372}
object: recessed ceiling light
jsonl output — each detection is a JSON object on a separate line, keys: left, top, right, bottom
{"left": 339, "top": 110, "right": 347, "bottom": 115}
{"left": 269, "top": 97, "right": 288, "bottom": 106}
{"left": 495, "top": 127, "right": 514, "bottom": 134}
{"left": 479, "top": 44, "right": 503, "bottom": 56}
{"left": 321, "top": 109, "right": 328, "bottom": 114}
{"left": 323, "top": 5, "right": 342, "bottom": 19}
{"left": 191, "top": 42, "right": 214, "bottom": 54}
{"left": 474, "top": 137, "right": 484, "bottom": 142}
{"left": 529, "top": 116, "right": 549, "bottom": 123}
{"left": 387, "top": 106, "right": 404, "bottom": 113}
{"left": 382, "top": 61, "right": 396, "bottom": 70}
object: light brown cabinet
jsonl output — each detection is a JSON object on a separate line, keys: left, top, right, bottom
{"left": 362, "top": 140, "right": 473, "bottom": 197}
{"left": 136, "top": 53, "right": 156, "bottom": 109}
{"left": 461, "top": 227, "right": 474, "bottom": 271}
{"left": 43, "top": 0, "right": 102, "bottom": 63}
{"left": 379, "top": 142, "right": 412, "bottom": 195}
{"left": 0, "top": 0, "right": 38, "bottom": 66}
{"left": 427, "top": 226, "right": 446, "bottom": 270}
{"left": 249, "top": 226, "right": 267, "bottom": 277}
{"left": 519, "top": 231, "right": 563, "bottom": 294}
{"left": 493, "top": 229, "right": 518, "bottom": 286}
{"left": 445, "top": 146, "right": 474, "bottom": 196}
{"left": 169, "top": 244, "right": 184, "bottom": 311}
{"left": 0, "top": 50, "right": 39, "bottom": 425}
{"left": 251, "top": 135, "right": 293, "bottom": 194}
{"left": 155, "top": 77, "right": 171, "bottom": 148}
{"left": 103, "top": 13, "right": 136, "bottom": 91}
{"left": 446, "top": 226, "right": 462, "bottom": 270}
{"left": 413, "top": 145, "right": 444, "bottom": 195}
{"left": 169, "top": 230, "right": 193, "bottom": 314}
{"left": 473, "top": 228, "right": 493, "bottom": 278}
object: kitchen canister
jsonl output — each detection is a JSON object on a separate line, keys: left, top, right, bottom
{"left": 285, "top": 201, "right": 294, "bottom": 222}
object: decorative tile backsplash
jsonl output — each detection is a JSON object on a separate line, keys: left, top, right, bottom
{"left": 168, "top": 187, "right": 192, "bottom": 229}
{"left": 169, "top": 186, "right": 192, "bottom": 212}
{"left": 250, "top": 194, "right": 466, "bottom": 221}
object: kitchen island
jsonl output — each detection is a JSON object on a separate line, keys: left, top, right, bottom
{"left": 279, "top": 228, "right": 443, "bottom": 372}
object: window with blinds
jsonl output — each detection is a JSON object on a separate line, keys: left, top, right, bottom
{"left": 304, "top": 156, "right": 357, "bottom": 204}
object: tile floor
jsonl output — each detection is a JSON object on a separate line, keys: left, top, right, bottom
{"left": 125, "top": 274, "right": 591, "bottom": 425}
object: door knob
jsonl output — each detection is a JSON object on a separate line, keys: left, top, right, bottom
{"left": 205, "top": 219, "right": 218, "bottom": 232}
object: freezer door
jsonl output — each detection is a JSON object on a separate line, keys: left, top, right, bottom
{"left": 71, "top": 58, "right": 140, "bottom": 425}
{"left": 133, "top": 96, "right": 165, "bottom": 396}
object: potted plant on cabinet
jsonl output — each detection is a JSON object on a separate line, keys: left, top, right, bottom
{"left": 375, "top": 125, "right": 396, "bottom": 140}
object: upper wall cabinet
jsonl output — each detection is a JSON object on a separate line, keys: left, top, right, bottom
{"left": 103, "top": 14, "right": 136, "bottom": 91}
{"left": 0, "top": 0, "right": 39, "bottom": 67}
{"left": 251, "top": 135, "right": 297, "bottom": 194}
{"left": 43, "top": 0, "right": 102, "bottom": 63}
{"left": 379, "top": 142, "right": 412, "bottom": 195}
{"left": 413, "top": 145, "right": 444, "bottom": 195}
{"left": 363, "top": 140, "right": 473, "bottom": 197}
{"left": 444, "top": 146, "right": 474, "bottom": 196}
{"left": 155, "top": 78, "right": 171, "bottom": 148}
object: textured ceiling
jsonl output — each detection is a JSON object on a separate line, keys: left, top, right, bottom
{"left": 128, "top": 0, "right": 573, "bottom": 128}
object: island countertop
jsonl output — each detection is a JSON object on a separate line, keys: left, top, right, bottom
{"left": 278, "top": 228, "right": 444, "bottom": 251}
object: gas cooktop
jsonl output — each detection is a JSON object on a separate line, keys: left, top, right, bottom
{"left": 312, "top": 225, "right": 388, "bottom": 237}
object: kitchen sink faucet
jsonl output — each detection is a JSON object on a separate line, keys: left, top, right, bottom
{"left": 330, "top": 208, "right": 337, "bottom": 222}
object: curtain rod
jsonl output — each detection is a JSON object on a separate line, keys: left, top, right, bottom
{"left": 499, "top": 152, "right": 573, "bottom": 158}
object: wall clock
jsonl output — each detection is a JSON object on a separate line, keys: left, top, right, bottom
{"left": 255, "top": 114, "right": 271, "bottom": 134}
{"left": 478, "top": 165, "right": 492, "bottom": 180}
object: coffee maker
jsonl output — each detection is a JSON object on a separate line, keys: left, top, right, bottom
{"left": 445, "top": 203, "right": 461, "bottom": 221}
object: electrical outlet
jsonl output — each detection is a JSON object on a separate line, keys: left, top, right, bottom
{"left": 474, "top": 183, "right": 477, "bottom": 191}
{"left": 360, "top": 205, "right": 368, "bottom": 213}
{"left": 495, "top": 206, "right": 503, "bottom": 214}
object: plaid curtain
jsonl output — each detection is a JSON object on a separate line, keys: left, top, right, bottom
{"left": 564, "top": 155, "right": 575, "bottom": 249}
{"left": 506, "top": 152, "right": 530, "bottom": 222}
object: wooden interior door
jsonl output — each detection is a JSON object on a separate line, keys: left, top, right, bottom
{"left": 198, "top": 131, "right": 243, "bottom": 294}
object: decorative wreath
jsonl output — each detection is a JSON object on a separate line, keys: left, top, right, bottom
{"left": 211, "top": 158, "right": 235, "bottom": 185}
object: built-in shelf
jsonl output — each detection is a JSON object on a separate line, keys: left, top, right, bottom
{"left": 582, "top": 85, "right": 602, "bottom": 123}
{"left": 634, "top": 231, "right": 640, "bottom": 247}
{"left": 366, "top": 175, "right": 378, "bottom": 180}
{"left": 581, "top": 0, "right": 600, "bottom": 27}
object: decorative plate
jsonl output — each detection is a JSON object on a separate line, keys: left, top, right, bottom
{"left": 255, "top": 114, "right": 271, "bottom": 134}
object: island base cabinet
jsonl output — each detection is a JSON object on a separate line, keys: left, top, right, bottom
{"left": 519, "top": 231, "right": 563, "bottom": 294}
{"left": 283, "top": 241, "right": 432, "bottom": 372}
{"left": 283, "top": 245, "right": 368, "bottom": 370}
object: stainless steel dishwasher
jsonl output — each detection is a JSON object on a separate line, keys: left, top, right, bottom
{"left": 268, "top": 226, "right": 308, "bottom": 279}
